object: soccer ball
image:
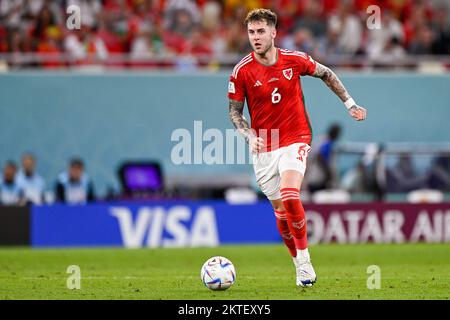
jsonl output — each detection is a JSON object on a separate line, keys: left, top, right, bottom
{"left": 201, "top": 256, "right": 236, "bottom": 291}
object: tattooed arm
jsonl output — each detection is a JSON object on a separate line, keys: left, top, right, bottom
{"left": 228, "top": 99, "right": 264, "bottom": 153}
{"left": 228, "top": 99, "right": 251, "bottom": 141}
{"left": 312, "top": 62, "right": 367, "bottom": 121}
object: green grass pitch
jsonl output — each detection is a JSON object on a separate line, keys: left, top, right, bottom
{"left": 0, "top": 243, "right": 449, "bottom": 300}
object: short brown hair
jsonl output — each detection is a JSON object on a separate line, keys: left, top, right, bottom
{"left": 244, "top": 8, "right": 277, "bottom": 27}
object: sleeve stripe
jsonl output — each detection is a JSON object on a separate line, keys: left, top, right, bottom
{"left": 231, "top": 55, "right": 252, "bottom": 79}
{"left": 280, "top": 51, "right": 309, "bottom": 60}
{"left": 232, "top": 54, "right": 252, "bottom": 73}
{"left": 232, "top": 58, "right": 253, "bottom": 79}
{"left": 231, "top": 56, "right": 252, "bottom": 78}
{"left": 280, "top": 48, "right": 306, "bottom": 55}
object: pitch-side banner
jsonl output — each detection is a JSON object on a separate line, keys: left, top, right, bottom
{"left": 31, "top": 202, "right": 450, "bottom": 247}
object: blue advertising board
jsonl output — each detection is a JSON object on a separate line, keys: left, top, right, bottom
{"left": 31, "top": 201, "right": 280, "bottom": 247}
{"left": 31, "top": 201, "right": 450, "bottom": 247}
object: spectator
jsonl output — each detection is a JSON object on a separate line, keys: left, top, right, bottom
{"left": 16, "top": 153, "right": 45, "bottom": 205}
{"left": 22, "top": 0, "right": 46, "bottom": 19}
{"left": 369, "top": 36, "right": 407, "bottom": 68}
{"left": 386, "top": 154, "right": 426, "bottom": 192}
{"left": 292, "top": 0, "right": 326, "bottom": 39}
{"left": 408, "top": 25, "right": 434, "bottom": 54}
{"left": 0, "top": 25, "right": 8, "bottom": 52}
{"left": 96, "top": 16, "right": 126, "bottom": 54}
{"left": 271, "top": 0, "right": 302, "bottom": 35}
{"left": 0, "top": 161, "right": 24, "bottom": 205}
{"left": 201, "top": 0, "right": 222, "bottom": 33}
{"left": 64, "top": 25, "right": 109, "bottom": 63}
{"left": 36, "top": 26, "right": 64, "bottom": 68}
{"left": 168, "top": 8, "right": 197, "bottom": 38}
{"left": 55, "top": 158, "right": 95, "bottom": 204}
{"left": 0, "top": 0, "right": 26, "bottom": 29}
{"left": 402, "top": 2, "right": 431, "bottom": 49}
{"left": 165, "top": 0, "right": 201, "bottom": 33}
{"left": 315, "top": 25, "right": 342, "bottom": 62}
{"left": 186, "top": 27, "right": 213, "bottom": 58}
{"left": 32, "top": 3, "right": 61, "bottom": 41}
{"left": 431, "top": 6, "right": 450, "bottom": 54}
{"left": 361, "top": 143, "right": 386, "bottom": 201}
{"left": 128, "top": 0, "right": 154, "bottom": 38}
{"left": 340, "top": 159, "right": 370, "bottom": 193}
{"left": 128, "top": 2, "right": 154, "bottom": 59}
{"left": 67, "top": 0, "right": 102, "bottom": 29}
{"left": 224, "top": 20, "right": 250, "bottom": 55}
{"left": 366, "top": 9, "right": 404, "bottom": 59}
{"left": 8, "top": 28, "right": 25, "bottom": 53}
{"left": 327, "top": 1, "right": 362, "bottom": 55}
{"left": 199, "top": 1, "right": 227, "bottom": 55}
{"left": 427, "top": 155, "right": 450, "bottom": 191}
{"left": 102, "top": 0, "right": 132, "bottom": 36}
{"left": 307, "top": 123, "right": 342, "bottom": 192}
{"left": 281, "top": 27, "right": 316, "bottom": 54}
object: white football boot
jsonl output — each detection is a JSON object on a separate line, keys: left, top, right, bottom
{"left": 293, "top": 249, "right": 317, "bottom": 287}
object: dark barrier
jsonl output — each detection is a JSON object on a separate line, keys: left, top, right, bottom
{"left": 31, "top": 201, "right": 450, "bottom": 247}
{"left": 0, "top": 206, "right": 30, "bottom": 245}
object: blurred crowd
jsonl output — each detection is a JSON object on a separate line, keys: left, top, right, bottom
{"left": 306, "top": 124, "right": 450, "bottom": 201}
{"left": 2, "top": 146, "right": 450, "bottom": 206}
{"left": 0, "top": 0, "right": 449, "bottom": 69}
{"left": 0, "top": 154, "right": 95, "bottom": 206}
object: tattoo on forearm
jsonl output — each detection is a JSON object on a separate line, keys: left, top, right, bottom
{"left": 228, "top": 99, "right": 252, "bottom": 142}
{"left": 312, "top": 62, "right": 351, "bottom": 103}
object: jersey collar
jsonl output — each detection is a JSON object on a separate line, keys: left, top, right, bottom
{"left": 252, "top": 47, "right": 280, "bottom": 67}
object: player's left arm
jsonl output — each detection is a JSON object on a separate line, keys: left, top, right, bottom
{"left": 311, "top": 62, "right": 367, "bottom": 121}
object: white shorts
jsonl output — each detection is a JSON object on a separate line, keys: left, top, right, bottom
{"left": 252, "top": 143, "right": 311, "bottom": 201}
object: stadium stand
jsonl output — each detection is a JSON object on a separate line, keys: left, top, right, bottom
{"left": 0, "top": 0, "right": 449, "bottom": 70}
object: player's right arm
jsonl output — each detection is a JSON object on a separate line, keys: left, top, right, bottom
{"left": 228, "top": 99, "right": 264, "bottom": 153}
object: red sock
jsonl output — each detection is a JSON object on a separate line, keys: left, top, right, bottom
{"left": 274, "top": 210, "right": 297, "bottom": 257}
{"left": 280, "top": 188, "right": 308, "bottom": 250}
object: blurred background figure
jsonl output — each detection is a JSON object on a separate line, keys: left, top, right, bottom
{"left": 0, "top": 161, "right": 24, "bottom": 206}
{"left": 55, "top": 158, "right": 95, "bottom": 204}
{"left": 0, "top": 0, "right": 26, "bottom": 30}
{"left": 281, "top": 27, "right": 316, "bottom": 53}
{"left": 340, "top": 159, "right": 370, "bottom": 193}
{"left": 16, "top": 153, "right": 45, "bottom": 205}
{"left": 327, "top": 1, "right": 362, "bottom": 55}
{"left": 366, "top": 8, "right": 404, "bottom": 55}
{"left": 368, "top": 35, "right": 407, "bottom": 68}
{"left": 427, "top": 155, "right": 450, "bottom": 191}
{"left": 361, "top": 143, "right": 386, "bottom": 201}
{"left": 386, "top": 154, "right": 426, "bottom": 192}
{"left": 430, "top": 5, "right": 450, "bottom": 54}
{"left": 307, "top": 123, "right": 342, "bottom": 192}
{"left": 66, "top": 0, "right": 102, "bottom": 29}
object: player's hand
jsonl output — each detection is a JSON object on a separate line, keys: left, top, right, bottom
{"left": 348, "top": 105, "right": 367, "bottom": 121}
{"left": 248, "top": 135, "right": 264, "bottom": 153}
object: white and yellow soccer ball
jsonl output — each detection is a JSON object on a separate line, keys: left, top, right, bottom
{"left": 201, "top": 256, "right": 236, "bottom": 291}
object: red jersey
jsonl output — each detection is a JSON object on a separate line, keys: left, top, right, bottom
{"left": 228, "top": 48, "right": 316, "bottom": 151}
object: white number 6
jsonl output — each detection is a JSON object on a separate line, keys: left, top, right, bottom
{"left": 271, "top": 87, "right": 281, "bottom": 104}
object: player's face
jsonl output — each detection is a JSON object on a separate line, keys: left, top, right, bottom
{"left": 22, "top": 156, "right": 35, "bottom": 174}
{"left": 247, "top": 20, "right": 276, "bottom": 55}
{"left": 69, "top": 165, "right": 83, "bottom": 181}
{"left": 3, "top": 165, "right": 16, "bottom": 181}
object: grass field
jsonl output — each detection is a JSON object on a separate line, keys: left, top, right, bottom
{"left": 0, "top": 243, "right": 449, "bottom": 300}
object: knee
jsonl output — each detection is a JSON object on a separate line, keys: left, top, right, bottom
{"left": 271, "top": 199, "right": 285, "bottom": 212}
